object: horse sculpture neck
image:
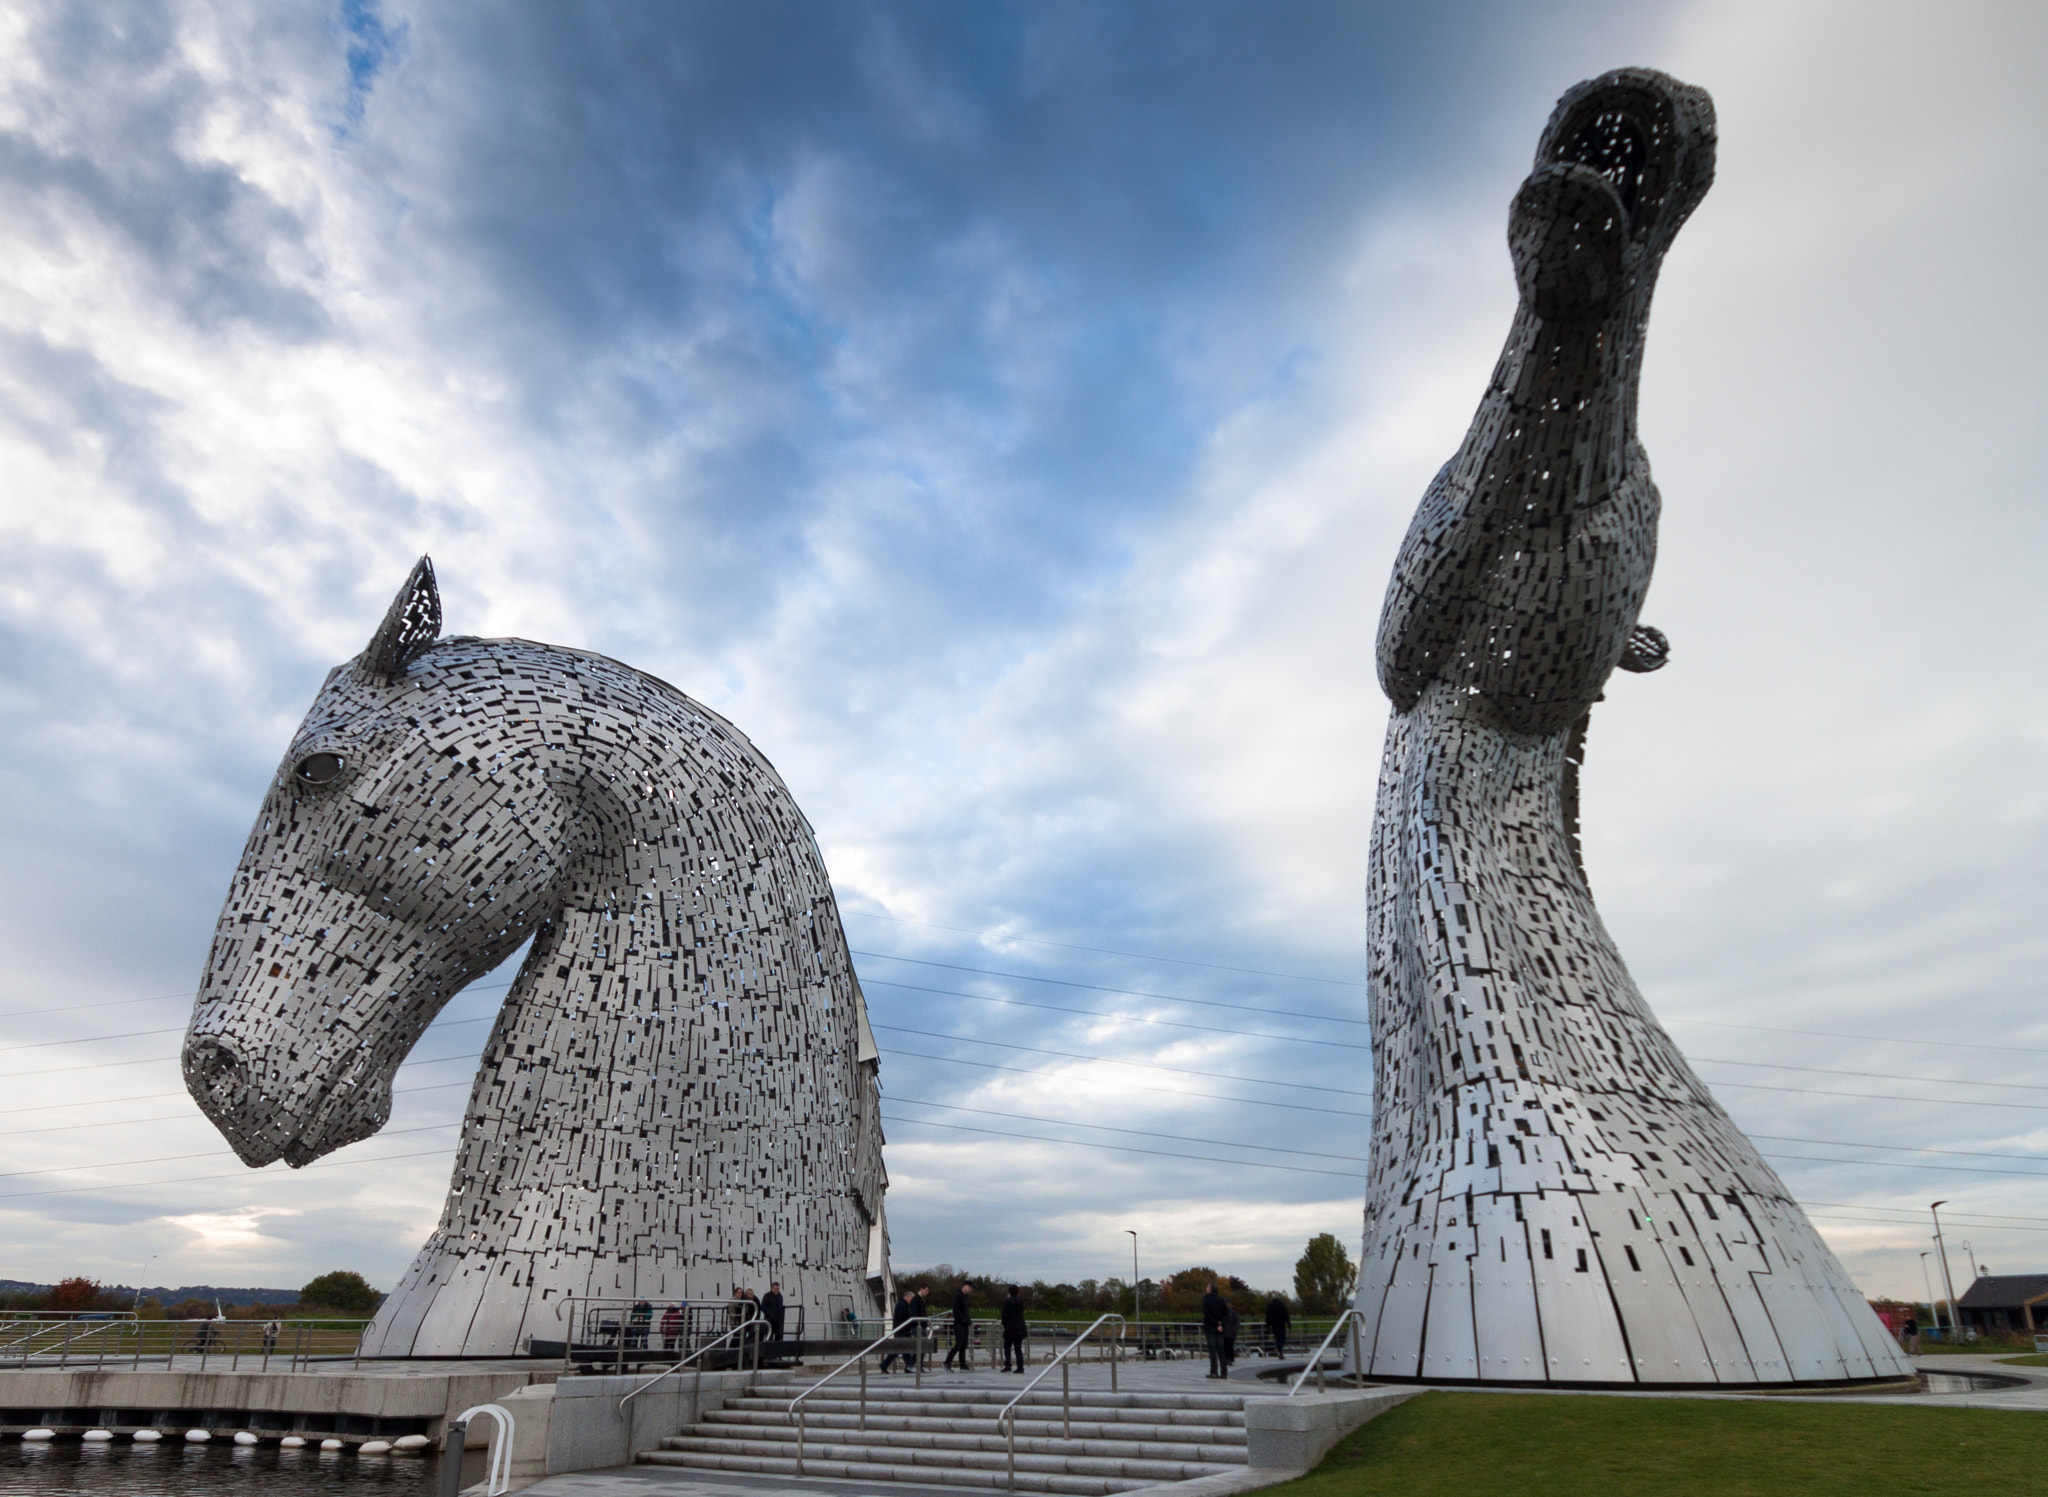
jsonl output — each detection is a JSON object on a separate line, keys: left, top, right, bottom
{"left": 1355, "top": 70, "right": 1911, "bottom": 1389}
{"left": 186, "top": 565, "right": 888, "bottom": 1356}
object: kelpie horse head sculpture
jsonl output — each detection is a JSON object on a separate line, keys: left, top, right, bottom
{"left": 184, "top": 560, "right": 890, "bottom": 1354}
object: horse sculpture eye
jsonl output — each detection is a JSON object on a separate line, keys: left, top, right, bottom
{"left": 294, "top": 752, "right": 346, "bottom": 786}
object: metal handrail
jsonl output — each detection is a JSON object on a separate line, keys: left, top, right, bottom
{"left": 1286, "top": 1307, "right": 1365, "bottom": 1395}
{"left": 617, "top": 1319, "right": 757, "bottom": 1413}
{"left": 998, "top": 1313, "right": 1124, "bottom": 1490}
{"left": 789, "top": 1315, "right": 934, "bottom": 1475}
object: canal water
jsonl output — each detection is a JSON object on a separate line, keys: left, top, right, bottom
{"left": 0, "top": 1438, "right": 490, "bottom": 1494}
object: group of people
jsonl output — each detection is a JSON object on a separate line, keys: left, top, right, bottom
{"left": 880, "top": 1280, "right": 1032, "bottom": 1374}
{"left": 619, "top": 1283, "right": 791, "bottom": 1352}
{"left": 1199, "top": 1284, "right": 1294, "bottom": 1378}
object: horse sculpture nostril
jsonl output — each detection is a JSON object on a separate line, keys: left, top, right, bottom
{"left": 183, "top": 1038, "right": 250, "bottom": 1108}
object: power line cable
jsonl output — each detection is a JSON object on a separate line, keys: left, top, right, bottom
{"left": 852, "top": 951, "right": 1364, "bottom": 1027}
{"left": 1751, "top": 1135, "right": 2048, "bottom": 1165}
{"left": 1696, "top": 1057, "right": 2048, "bottom": 1094}
{"left": 1671, "top": 1017, "right": 2048, "bottom": 1059}
{"left": 1706, "top": 1079, "right": 2048, "bottom": 1112}
{"left": 1760, "top": 1151, "right": 2048, "bottom": 1180}
{"left": 1801, "top": 1200, "right": 2048, "bottom": 1226}
{"left": 0, "top": 1148, "right": 459, "bottom": 1203}
{"left": 870, "top": 1024, "right": 1372, "bottom": 1097}
{"left": 879, "top": 1112, "right": 1369, "bottom": 1180}
{"left": 887, "top": 1097, "right": 1363, "bottom": 1161}
{"left": 843, "top": 911, "right": 1367, "bottom": 987}
{"left": 0, "top": 1122, "right": 459, "bottom": 1180}
{"left": 884, "top": 1046, "right": 1370, "bottom": 1118}
{"left": 0, "top": 1080, "right": 475, "bottom": 1139}
{"left": 1803, "top": 1212, "right": 2048, "bottom": 1237}
{"left": 865, "top": 979, "right": 1370, "bottom": 1050}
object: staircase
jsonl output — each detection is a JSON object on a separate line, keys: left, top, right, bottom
{"left": 638, "top": 1379, "right": 1251, "bottom": 1494}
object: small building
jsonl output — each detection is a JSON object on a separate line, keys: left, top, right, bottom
{"left": 1867, "top": 1299, "right": 1916, "bottom": 1335}
{"left": 1954, "top": 1275, "right": 2048, "bottom": 1333}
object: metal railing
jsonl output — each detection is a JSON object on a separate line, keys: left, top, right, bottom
{"left": 0, "top": 1312, "right": 367, "bottom": 1371}
{"left": 789, "top": 1316, "right": 935, "bottom": 1475}
{"left": 556, "top": 1297, "right": 776, "bottom": 1375}
{"left": 1287, "top": 1308, "right": 1365, "bottom": 1395}
{"left": 617, "top": 1319, "right": 758, "bottom": 1415}
{"left": 997, "top": 1313, "right": 1124, "bottom": 1490}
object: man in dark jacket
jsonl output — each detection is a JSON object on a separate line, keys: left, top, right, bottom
{"left": 946, "top": 1280, "right": 975, "bottom": 1371}
{"left": 1200, "top": 1282, "right": 1229, "bottom": 1378}
{"left": 880, "top": 1287, "right": 914, "bottom": 1373}
{"left": 1000, "top": 1285, "right": 1027, "bottom": 1373}
{"left": 761, "top": 1283, "right": 786, "bottom": 1343}
{"left": 1264, "top": 1294, "right": 1291, "bottom": 1359}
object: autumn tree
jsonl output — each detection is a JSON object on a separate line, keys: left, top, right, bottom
{"left": 299, "top": 1271, "right": 383, "bottom": 1316}
{"left": 48, "top": 1277, "right": 105, "bottom": 1311}
{"left": 1292, "top": 1233, "right": 1357, "bottom": 1315}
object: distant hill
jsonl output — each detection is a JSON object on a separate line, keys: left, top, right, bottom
{"left": 1, "top": 1280, "right": 302, "bottom": 1307}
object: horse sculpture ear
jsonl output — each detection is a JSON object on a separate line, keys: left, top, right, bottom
{"left": 362, "top": 556, "right": 443, "bottom": 680}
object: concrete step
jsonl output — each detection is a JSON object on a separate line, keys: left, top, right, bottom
{"left": 675, "top": 1420, "right": 1247, "bottom": 1463}
{"left": 636, "top": 1448, "right": 1161, "bottom": 1495}
{"left": 774, "top": 1384, "right": 1248, "bottom": 1414}
{"left": 732, "top": 1393, "right": 1246, "bottom": 1427}
{"left": 647, "top": 1435, "right": 1232, "bottom": 1483}
{"left": 705, "top": 1408, "right": 1249, "bottom": 1446}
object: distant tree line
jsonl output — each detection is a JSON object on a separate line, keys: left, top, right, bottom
{"left": 0, "top": 1270, "right": 385, "bottom": 1319}
{"left": 894, "top": 1233, "right": 1359, "bottom": 1318}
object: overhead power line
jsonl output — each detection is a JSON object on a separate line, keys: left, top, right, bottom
{"left": 1707, "top": 1079, "right": 2048, "bottom": 1112}
{"left": 887, "top": 1096, "right": 1362, "bottom": 1162}
{"left": 0, "top": 1122, "right": 459, "bottom": 1180}
{"left": 851, "top": 951, "right": 1364, "bottom": 1026}
{"left": 1671, "top": 1017, "right": 2048, "bottom": 1060}
{"left": 0, "top": 1147, "right": 459, "bottom": 1203}
{"left": 843, "top": 911, "right": 1367, "bottom": 988}
{"left": 880, "top": 1112, "right": 1369, "bottom": 1180}
{"left": 864, "top": 978, "right": 1370, "bottom": 1050}
{"left": 1751, "top": 1135, "right": 2048, "bottom": 1165}
{"left": 0, "top": 1079, "right": 474, "bottom": 1139}
{"left": 1761, "top": 1151, "right": 2048, "bottom": 1180}
{"left": 885, "top": 1046, "right": 1371, "bottom": 1118}
{"left": 871, "top": 1024, "right": 1372, "bottom": 1096}
{"left": 1695, "top": 1057, "right": 2048, "bottom": 1094}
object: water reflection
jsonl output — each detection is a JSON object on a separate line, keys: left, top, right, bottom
{"left": 0, "top": 1438, "right": 488, "bottom": 1493}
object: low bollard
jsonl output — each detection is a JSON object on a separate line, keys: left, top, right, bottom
{"left": 439, "top": 1418, "right": 468, "bottom": 1497}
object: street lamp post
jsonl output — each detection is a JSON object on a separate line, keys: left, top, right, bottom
{"left": 1125, "top": 1230, "right": 1140, "bottom": 1354}
{"left": 1960, "top": 1241, "right": 1980, "bottom": 1283}
{"left": 1931, "top": 1202, "right": 1963, "bottom": 1339}
{"left": 1919, "top": 1252, "right": 1941, "bottom": 1334}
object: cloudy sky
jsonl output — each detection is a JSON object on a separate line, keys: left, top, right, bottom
{"left": 0, "top": 0, "right": 2043, "bottom": 1310}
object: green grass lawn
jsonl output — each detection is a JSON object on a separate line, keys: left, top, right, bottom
{"left": 1266, "top": 1391, "right": 2048, "bottom": 1497}
{"left": 1996, "top": 1353, "right": 2048, "bottom": 1367}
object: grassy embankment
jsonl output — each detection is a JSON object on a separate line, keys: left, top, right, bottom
{"left": 1265, "top": 1391, "right": 2048, "bottom": 1497}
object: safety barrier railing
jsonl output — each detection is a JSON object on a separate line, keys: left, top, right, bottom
{"left": 617, "top": 1319, "right": 759, "bottom": 1415}
{"left": 998, "top": 1313, "right": 1125, "bottom": 1490}
{"left": 555, "top": 1297, "right": 774, "bottom": 1376}
{"left": 441, "top": 1402, "right": 514, "bottom": 1497}
{"left": 788, "top": 1315, "right": 935, "bottom": 1475}
{"left": 1287, "top": 1308, "right": 1365, "bottom": 1395}
{"left": 0, "top": 1313, "right": 367, "bottom": 1371}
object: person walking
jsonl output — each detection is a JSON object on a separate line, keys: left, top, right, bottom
{"left": 1264, "top": 1294, "right": 1291, "bottom": 1359}
{"left": 659, "top": 1303, "right": 684, "bottom": 1352}
{"left": 628, "top": 1300, "right": 653, "bottom": 1351}
{"left": 945, "top": 1280, "right": 975, "bottom": 1371}
{"left": 907, "top": 1285, "right": 930, "bottom": 1373}
{"left": 261, "top": 1319, "right": 280, "bottom": 1356}
{"left": 1000, "top": 1285, "right": 1027, "bottom": 1373}
{"left": 1221, "top": 1299, "right": 1241, "bottom": 1371}
{"left": 1200, "top": 1281, "right": 1228, "bottom": 1379}
{"left": 762, "top": 1283, "right": 786, "bottom": 1343}
{"left": 880, "top": 1286, "right": 915, "bottom": 1373}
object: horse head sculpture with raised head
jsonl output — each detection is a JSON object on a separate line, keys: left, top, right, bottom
{"left": 1357, "top": 70, "right": 1911, "bottom": 1388}
{"left": 185, "top": 560, "right": 889, "bottom": 1355}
